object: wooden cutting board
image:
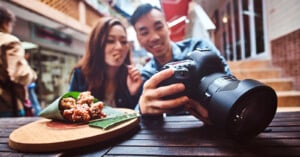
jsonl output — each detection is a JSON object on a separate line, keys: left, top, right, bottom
{"left": 9, "top": 108, "right": 139, "bottom": 153}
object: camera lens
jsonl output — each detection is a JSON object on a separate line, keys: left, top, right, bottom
{"left": 199, "top": 75, "right": 277, "bottom": 141}
{"left": 226, "top": 84, "right": 277, "bottom": 140}
{"left": 159, "top": 49, "right": 277, "bottom": 141}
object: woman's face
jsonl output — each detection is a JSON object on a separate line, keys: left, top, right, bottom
{"left": 104, "top": 24, "right": 129, "bottom": 67}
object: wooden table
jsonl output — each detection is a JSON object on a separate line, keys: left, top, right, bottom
{"left": 1, "top": 111, "right": 300, "bottom": 156}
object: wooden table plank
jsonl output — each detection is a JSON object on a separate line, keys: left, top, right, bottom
{"left": 107, "top": 146, "right": 300, "bottom": 156}
{"left": 0, "top": 111, "right": 300, "bottom": 156}
{"left": 117, "top": 138, "right": 300, "bottom": 147}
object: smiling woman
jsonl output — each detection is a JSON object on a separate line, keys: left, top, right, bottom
{"left": 69, "top": 16, "right": 142, "bottom": 109}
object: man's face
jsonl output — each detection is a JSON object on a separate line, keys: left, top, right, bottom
{"left": 134, "top": 9, "right": 172, "bottom": 59}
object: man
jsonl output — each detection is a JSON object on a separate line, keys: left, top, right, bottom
{"left": 130, "top": 3, "right": 230, "bottom": 122}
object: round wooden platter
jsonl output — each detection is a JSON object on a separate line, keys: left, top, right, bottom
{"left": 9, "top": 108, "right": 139, "bottom": 153}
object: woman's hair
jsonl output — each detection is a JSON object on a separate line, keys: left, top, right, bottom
{"left": 76, "top": 17, "right": 131, "bottom": 99}
{"left": 0, "top": 5, "right": 15, "bottom": 32}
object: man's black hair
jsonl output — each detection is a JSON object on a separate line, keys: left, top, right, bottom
{"left": 130, "top": 3, "right": 162, "bottom": 26}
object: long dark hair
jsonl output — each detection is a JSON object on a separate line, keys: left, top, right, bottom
{"left": 76, "top": 17, "right": 131, "bottom": 99}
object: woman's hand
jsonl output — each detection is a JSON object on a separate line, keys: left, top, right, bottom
{"left": 126, "top": 65, "right": 143, "bottom": 95}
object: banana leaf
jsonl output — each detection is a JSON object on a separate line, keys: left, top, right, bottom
{"left": 89, "top": 113, "right": 139, "bottom": 129}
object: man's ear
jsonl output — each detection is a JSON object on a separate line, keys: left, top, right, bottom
{"left": 164, "top": 20, "right": 172, "bottom": 35}
{"left": 166, "top": 22, "right": 172, "bottom": 35}
{"left": 168, "top": 27, "right": 172, "bottom": 35}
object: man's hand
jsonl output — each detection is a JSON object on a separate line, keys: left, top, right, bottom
{"left": 127, "top": 65, "right": 143, "bottom": 95}
{"left": 184, "top": 99, "right": 212, "bottom": 125}
{"left": 138, "top": 68, "right": 211, "bottom": 124}
{"left": 138, "top": 68, "right": 189, "bottom": 115}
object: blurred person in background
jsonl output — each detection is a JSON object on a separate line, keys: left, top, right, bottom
{"left": 69, "top": 17, "right": 142, "bottom": 109}
{"left": 0, "top": 5, "right": 37, "bottom": 117}
{"left": 25, "top": 51, "right": 41, "bottom": 116}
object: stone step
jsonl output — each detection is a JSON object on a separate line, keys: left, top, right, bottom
{"left": 259, "top": 78, "right": 294, "bottom": 91}
{"left": 228, "top": 59, "right": 300, "bottom": 108}
{"left": 228, "top": 59, "right": 271, "bottom": 70}
{"left": 277, "top": 91, "right": 300, "bottom": 107}
{"left": 277, "top": 107, "right": 300, "bottom": 112}
{"left": 231, "top": 68, "right": 282, "bottom": 80}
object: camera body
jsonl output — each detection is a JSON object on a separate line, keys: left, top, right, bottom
{"left": 159, "top": 49, "right": 227, "bottom": 101}
{"left": 158, "top": 59, "right": 196, "bottom": 99}
{"left": 158, "top": 49, "right": 277, "bottom": 141}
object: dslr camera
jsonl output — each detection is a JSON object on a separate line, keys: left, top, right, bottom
{"left": 158, "top": 49, "right": 277, "bottom": 141}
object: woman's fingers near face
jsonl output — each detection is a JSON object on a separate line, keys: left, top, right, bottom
{"left": 127, "top": 65, "right": 141, "bottom": 81}
{"left": 131, "top": 70, "right": 141, "bottom": 81}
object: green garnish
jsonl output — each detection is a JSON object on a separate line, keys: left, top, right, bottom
{"left": 89, "top": 113, "right": 139, "bottom": 129}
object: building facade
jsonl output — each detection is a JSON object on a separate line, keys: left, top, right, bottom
{"left": 1, "top": 0, "right": 299, "bottom": 108}
{"left": 202, "top": 0, "right": 300, "bottom": 90}
{"left": 1, "top": 0, "right": 104, "bottom": 106}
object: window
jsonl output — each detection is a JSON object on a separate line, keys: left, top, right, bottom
{"left": 233, "top": 0, "right": 241, "bottom": 60}
{"left": 218, "top": 0, "right": 266, "bottom": 60}
{"left": 254, "top": 0, "right": 265, "bottom": 54}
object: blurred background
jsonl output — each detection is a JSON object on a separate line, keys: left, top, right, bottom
{"left": 1, "top": 0, "right": 299, "bottom": 108}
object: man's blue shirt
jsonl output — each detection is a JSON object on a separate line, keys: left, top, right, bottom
{"left": 140, "top": 38, "right": 231, "bottom": 81}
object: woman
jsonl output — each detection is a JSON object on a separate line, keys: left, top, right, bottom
{"left": 69, "top": 17, "right": 142, "bottom": 109}
{"left": 0, "top": 5, "right": 37, "bottom": 116}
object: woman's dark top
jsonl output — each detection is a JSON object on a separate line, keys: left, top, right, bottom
{"left": 69, "top": 68, "right": 138, "bottom": 109}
